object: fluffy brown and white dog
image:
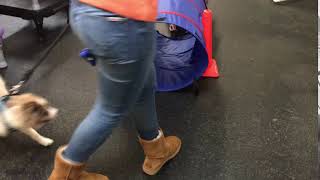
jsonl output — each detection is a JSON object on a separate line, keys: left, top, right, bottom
{"left": 0, "top": 77, "right": 58, "bottom": 146}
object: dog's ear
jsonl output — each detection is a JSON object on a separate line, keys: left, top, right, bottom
{"left": 22, "top": 101, "right": 48, "bottom": 117}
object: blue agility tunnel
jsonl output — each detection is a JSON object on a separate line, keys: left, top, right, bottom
{"left": 80, "top": 0, "right": 211, "bottom": 92}
{"left": 155, "top": 0, "right": 209, "bottom": 92}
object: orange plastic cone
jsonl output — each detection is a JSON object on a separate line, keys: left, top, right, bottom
{"left": 202, "top": 9, "right": 219, "bottom": 78}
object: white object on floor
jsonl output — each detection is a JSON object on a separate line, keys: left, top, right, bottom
{"left": 32, "top": 0, "right": 41, "bottom": 10}
{"left": 0, "top": 45, "right": 8, "bottom": 69}
{"left": 273, "top": 0, "right": 289, "bottom": 3}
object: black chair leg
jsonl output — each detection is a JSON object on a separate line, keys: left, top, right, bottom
{"left": 33, "top": 17, "right": 45, "bottom": 41}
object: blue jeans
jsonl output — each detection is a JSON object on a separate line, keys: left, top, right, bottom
{"left": 64, "top": 2, "right": 159, "bottom": 163}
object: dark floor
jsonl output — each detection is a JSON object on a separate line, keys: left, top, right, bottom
{"left": 0, "top": 0, "right": 317, "bottom": 180}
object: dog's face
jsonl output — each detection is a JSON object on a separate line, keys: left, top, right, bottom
{"left": 5, "top": 93, "right": 58, "bottom": 129}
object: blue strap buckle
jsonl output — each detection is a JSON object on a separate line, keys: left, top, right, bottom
{"left": 80, "top": 48, "right": 96, "bottom": 66}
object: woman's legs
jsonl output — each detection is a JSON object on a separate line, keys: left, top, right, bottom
{"left": 63, "top": 14, "right": 159, "bottom": 163}
{"left": 134, "top": 65, "right": 160, "bottom": 140}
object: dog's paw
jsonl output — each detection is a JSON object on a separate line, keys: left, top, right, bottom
{"left": 0, "top": 131, "right": 8, "bottom": 137}
{"left": 40, "top": 138, "right": 54, "bottom": 147}
{"left": 0, "top": 124, "right": 8, "bottom": 137}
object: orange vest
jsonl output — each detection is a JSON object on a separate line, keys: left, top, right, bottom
{"left": 79, "top": 0, "right": 158, "bottom": 22}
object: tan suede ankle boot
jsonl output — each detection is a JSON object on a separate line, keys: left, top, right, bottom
{"left": 139, "top": 130, "right": 181, "bottom": 175}
{"left": 48, "top": 146, "right": 109, "bottom": 180}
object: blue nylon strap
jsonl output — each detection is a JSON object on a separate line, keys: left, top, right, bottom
{"left": 0, "top": 95, "right": 9, "bottom": 113}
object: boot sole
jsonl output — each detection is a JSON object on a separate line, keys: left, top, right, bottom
{"left": 143, "top": 141, "right": 182, "bottom": 176}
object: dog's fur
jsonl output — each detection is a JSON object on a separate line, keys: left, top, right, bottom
{"left": 0, "top": 77, "right": 58, "bottom": 146}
